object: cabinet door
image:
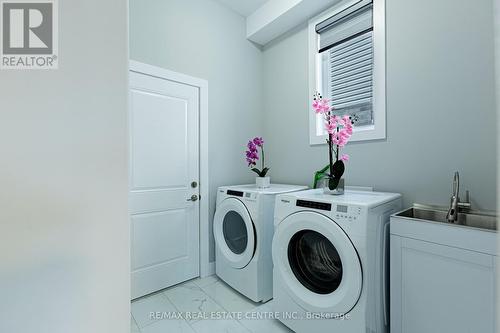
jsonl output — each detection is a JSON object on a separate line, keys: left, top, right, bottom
{"left": 391, "top": 236, "right": 496, "bottom": 333}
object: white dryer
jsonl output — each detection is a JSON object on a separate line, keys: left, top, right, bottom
{"left": 272, "top": 189, "right": 401, "bottom": 333}
{"left": 214, "top": 184, "right": 307, "bottom": 302}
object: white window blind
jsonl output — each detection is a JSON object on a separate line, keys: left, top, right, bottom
{"left": 317, "top": 0, "right": 374, "bottom": 127}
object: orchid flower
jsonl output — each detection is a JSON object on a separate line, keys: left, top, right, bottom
{"left": 245, "top": 137, "right": 269, "bottom": 177}
{"left": 312, "top": 92, "right": 331, "bottom": 114}
{"left": 312, "top": 92, "right": 357, "bottom": 190}
{"left": 253, "top": 137, "right": 264, "bottom": 147}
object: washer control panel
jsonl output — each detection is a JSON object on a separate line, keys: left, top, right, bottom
{"left": 296, "top": 199, "right": 332, "bottom": 211}
{"left": 294, "top": 200, "right": 361, "bottom": 222}
{"left": 334, "top": 204, "right": 362, "bottom": 222}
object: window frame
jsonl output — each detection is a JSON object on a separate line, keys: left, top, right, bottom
{"left": 308, "top": 0, "right": 386, "bottom": 145}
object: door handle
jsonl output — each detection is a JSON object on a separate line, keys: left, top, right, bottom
{"left": 187, "top": 194, "right": 198, "bottom": 202}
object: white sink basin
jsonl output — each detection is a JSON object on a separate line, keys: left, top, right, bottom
{"left": 395, "top": 205, "right": 497, "bottom": 231}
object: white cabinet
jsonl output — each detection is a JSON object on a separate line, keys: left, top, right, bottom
{"left": 390, "top": 216, "right": 497, "bottom": 333}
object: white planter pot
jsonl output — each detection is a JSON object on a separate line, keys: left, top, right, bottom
{"left": 256, "top": 176, "right": 270, "bottom": 188}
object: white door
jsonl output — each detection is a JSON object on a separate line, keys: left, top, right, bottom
{"left": 129, "top": 68, "right": 200, "bottom": 299}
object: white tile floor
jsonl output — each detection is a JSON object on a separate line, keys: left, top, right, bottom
{"left": 131, "top": 275, "right": 293, "bottom": 333}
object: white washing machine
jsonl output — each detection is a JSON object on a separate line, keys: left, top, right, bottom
{"left": 272, "top": 189, "right": 401, "bottom": 333}
{"left": 213, "top": 184, "right": 307, "bottom": 302}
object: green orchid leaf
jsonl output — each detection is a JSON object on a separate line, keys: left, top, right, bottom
{"left": 251, "top": 168, "right": 261, "bottom": 176}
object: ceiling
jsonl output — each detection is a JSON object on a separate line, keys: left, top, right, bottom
{"left": 215, "top": 0, "right": 269, "bottom": 17}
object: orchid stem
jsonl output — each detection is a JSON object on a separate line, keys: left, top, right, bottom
{"left": 261, "top": 145, "right": 265, "bottom": 176}
{"left": 328, "top": 134, "right": 334, "bottom": 177}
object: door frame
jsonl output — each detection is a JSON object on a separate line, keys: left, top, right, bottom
{"left": 129, "top": 60, "right": 211, "bottom": 278}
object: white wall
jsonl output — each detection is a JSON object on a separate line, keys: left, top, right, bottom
{"left": 129, "top": 0, "right": 264, "bottom": 261}
{"left": 262, "top": 0, "right": 497, "bottom": 210}
{"left": 495, "top": 1, "right": 500, "bottom": 329}
{"left": 0, "top": 1, "right": 129, "bottom": 332}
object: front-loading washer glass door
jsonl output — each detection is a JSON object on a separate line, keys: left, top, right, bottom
{"left": 222, "top": 211, "right": 248, "bottom": 254}
{"left": 214, "top": 197, "right": 255, "bottom": 268}
{"left": 272, "top": 211, "right": 362, "bottom": 315}
{"left": 288, "top": 230, "right": 343, "bottom": 294}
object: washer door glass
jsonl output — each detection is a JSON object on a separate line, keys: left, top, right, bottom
{"left": 223, "top": 211, "right": 248, "bottom": 254}
{"left": 288, "top": 230, "right": 342, "bottom": 294}
{"left": 213, "top": 197, "right": 255, "bottom": 269}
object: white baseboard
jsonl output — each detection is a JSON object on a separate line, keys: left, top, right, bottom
{"left": 201, "top": 261, "right": 215, "bottom": 278}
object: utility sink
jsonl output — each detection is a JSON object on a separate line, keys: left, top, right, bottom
{"left": 395, "top": 204, "right": 497, "bottom": 231}
{"left": 390, "top": 204, "right": 498, "bottom": 333}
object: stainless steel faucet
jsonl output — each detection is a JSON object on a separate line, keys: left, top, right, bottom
{"left": 446, "top": 171, "right": 471, "bottom": 222}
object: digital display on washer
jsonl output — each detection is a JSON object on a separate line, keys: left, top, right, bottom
{"left": 296, "top": 200, "right": 332, "bottom": 211}
{"left": 227, "top": 190, "right": 244, "bottom": 197}
{"left": 336, "top": 205, "right": 348, "bottom": 213}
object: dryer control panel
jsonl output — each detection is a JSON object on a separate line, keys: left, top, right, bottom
{"left": 226, "top": 189, "right": 243, "bottom": 197}
{"left": 224, "top": 189, "right": 257, "bottom": 200}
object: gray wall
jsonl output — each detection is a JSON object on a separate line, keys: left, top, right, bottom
{"left": 130, "top": 0, "right": 264, "bottom": 261}
{"left": 263, "top": 0, "right": 497, "bottom": 210}
{"left": 0, "top": 1, "right": 129, "bottom": 332}
{"left": 495, "top": 1, "right": 500, "bottom": 327}
{"left": 129, "top": 0, "right": 497, "bottom": 266}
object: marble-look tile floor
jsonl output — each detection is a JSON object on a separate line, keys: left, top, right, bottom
{"left": 131, "top": 275, "right": 293, "bottom": 333}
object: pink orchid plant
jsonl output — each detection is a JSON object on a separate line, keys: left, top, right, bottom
{"left": 312, "top": 92, "right": 355, "bottom": 190}
{"left": 245, "top": 137, "right": 269, "bottom": 177}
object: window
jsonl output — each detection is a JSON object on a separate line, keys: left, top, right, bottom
{"left": 308, "top": 0, "right": 386, "bottom": 145}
